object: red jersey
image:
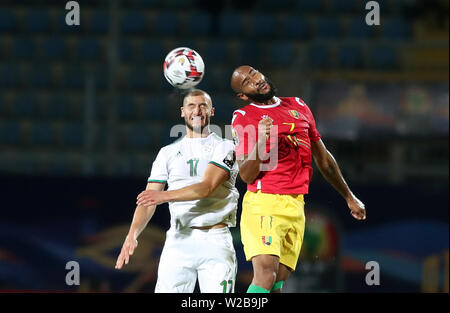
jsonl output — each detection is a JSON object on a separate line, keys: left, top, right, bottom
{"left": 231, "top": 97, "right": 321, "bottom": 195}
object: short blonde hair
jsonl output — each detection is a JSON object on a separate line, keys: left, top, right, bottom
{"left": 183, "top": 89, "right": 212, "bottom": 107}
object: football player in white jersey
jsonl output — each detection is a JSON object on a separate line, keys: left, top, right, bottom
{"left": 115, "top": 89, "right": 239, "bottom": 293}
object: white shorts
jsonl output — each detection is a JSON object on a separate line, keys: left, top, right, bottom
{"left": 155, "top": 226, "right": 237, "bottom": 293}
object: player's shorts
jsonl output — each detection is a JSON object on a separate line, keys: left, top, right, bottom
{"left": 240, "top": 190, "right": 306, "bottom": 271}
{"left": 155, "top": 226, "right": 237, "bottom": 293}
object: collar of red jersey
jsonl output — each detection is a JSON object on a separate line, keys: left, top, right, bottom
{"left": 249, "top": 97, "right": 281, "bottom": 109}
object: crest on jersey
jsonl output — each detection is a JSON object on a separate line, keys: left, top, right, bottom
{"left": 288, "top": 110, "right": 300, "bottom": 119}
{"left": 262, "top": 236, "right": 272, "bottom": 246}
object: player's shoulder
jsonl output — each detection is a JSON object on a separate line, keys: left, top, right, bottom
{"left": 211, "top": 132, "right": 234, "bottom": 146}
{"left": 160, "top": 136, "right": 184, "bottom": 154}
{"left": 279, "top": 96, "right": 308, "bottom": 107}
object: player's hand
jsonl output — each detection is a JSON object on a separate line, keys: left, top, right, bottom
{"left": 347, "top": 196, "right": 366, "bottom": 220}
{"left": 258, "top": 117, "right": 273, "bottom": 142}
{"left": 115, "top": 235, "right": 138, "bottom": 270}
{"left": 136, "top": 190, "right": 167, "bottom": 207}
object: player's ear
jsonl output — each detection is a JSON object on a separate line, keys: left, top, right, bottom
{"left": 180, "top": 106, "right": 185, "bottom": 117}
{"left": 210, "top": 107, "right": 215, "bottom": 117}
{"left": 237, "top": 93, "right": 248, "bottom": 101}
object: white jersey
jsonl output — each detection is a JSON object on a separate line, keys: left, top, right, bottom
{"left": 148, "top": 132, "right": 239, "bottom": 231}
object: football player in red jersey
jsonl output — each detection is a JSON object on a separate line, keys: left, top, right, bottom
{"left": 230, "top": 65, "right": 366, "bottom": 293}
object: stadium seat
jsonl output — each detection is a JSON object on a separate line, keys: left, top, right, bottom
{"left": 330, "top": 0, "right": 356, "bottom": 12}
{"left": 295, "top": 0, "right": 323, "bottom": 12}
{"left": 0, "top": 122, "right": 21, "bottom": 146}
{"left": 63, "top": 66, "right": 85, "bottom": 89}
{"left": 135, "top": 0, "right": 162, "bottom": 7}
{"left": 41, "top": 37, "right": 66, "bottom": 60}
{"left": 162, "top": 0, "right": 194, "bottom": 8}
{"left": 308, "top": 44, "right": 329, "bottom": 68}
{"left": 12, "top": 37, "right": 35, "bottom": 60}
{"left": 338, "top": 44, "right": 363, "bottom": 68}
{"left": 90, "top": 11, "right": 109, "bottom": 33}
{"left": 259, "top": 0, "right": 293, "bottom": 11}
{"left": 128, "top": 66, "right": 150, "bottom": 90}
{"left": 117, "top": 96, "right": 138, "bottom": 120}
{"left": 144, "top": 95, "right": 168, "bottom": 120}
{"left": 248, "top": 13, "right": 278, "bottom": 39}
{"left": 13, "top": 94, "right": 38, "bottom": 118}
{"left": 122, "top": 11, "right": 147, "bottom": 34}
{"left": 219, "top": 12, "right": 244, "bottom": 38}
{"left": 208, "top": 68, "right": 230, "bottom": 92}
{"left": 203, "top": 41, "right": 230, "bottom": 66}
{"left": 117, "top": 40, "right": 133, "bottom": 62}
{"left": 46, "top": 94, "right": 70, "bottom": 120}
{"left": 0, "top": 64, "right": 19, "bottom": 88}
{"left": 369, "top": 44, "right": 397, "bottom": 68}
{"left": 281, "top": 15, "right": 310, "bottom": 40}
{"left": 62, "top": 123, "right": 84, "bottom": 148}
{"left": 316, "top": 17, "right": 340, "bottom": 39}
{"left": 383, "top": 18, "right": 410, "bottom": 40}
{"left": 30, "top": 122, "right": 55, "bottom": 146}
{"left": 0, "top": 9, "right": 16, "bottom": 32}
{"left": 76, "top": 38, "right": 101, "bottom": 61}
{"left": 127, "top": 124, "right": 157, "bottom": 150}
{"left": 30, "top": 66, "right": 52, "bottom": 89}
{"left": 183, "top": 12, "right": 212, "bottom": 37}
{"left": 348, "top": 18, "right": 374, "bottom": 39}
{"left": 141, "top": 40, "right": 165, "bottom": 63}
{"left": 268, "top": 42, "right": 295, "bottom": 66}
{"left": 154, "top": 12, "right": 179, "bottom": 36}
{"left": 24, "top": 10, "right": 50, "bottom": 33}
{"left": 236, "top": 41, "right": 263, "bottom": 65}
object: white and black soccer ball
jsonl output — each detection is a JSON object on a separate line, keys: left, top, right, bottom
{"left": 163, "top": 47, "right": 205, "bottom": 90}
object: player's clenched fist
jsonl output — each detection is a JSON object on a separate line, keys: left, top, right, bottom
{"left": 258, "top": 117, "right": 273, "bottom": 141}
{"left": 115, "top": 235, "right": 138, "bottom": 269}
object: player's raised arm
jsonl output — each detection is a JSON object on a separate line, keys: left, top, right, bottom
{"left": 115, "top": 182, "right": 165, "bottom": 270}
{"left": 311, "top": 139, "right": 366, "bottom": 220}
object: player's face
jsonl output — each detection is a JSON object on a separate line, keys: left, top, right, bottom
{"left": 181, "top": 95, "right": 214, "bottom": 132}
{"left": 237, "top": 67, "right": 277, "bottom": 103}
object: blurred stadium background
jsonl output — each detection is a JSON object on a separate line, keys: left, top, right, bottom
{"left": 0, "top": 0, "right": 448, "bottom": 292}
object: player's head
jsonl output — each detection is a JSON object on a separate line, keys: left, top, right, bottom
{"left": 230, "top": 65, "right": 277, "bottom": 103}
{"left": 181, "top": 89, "right": 215, "bottom": 134}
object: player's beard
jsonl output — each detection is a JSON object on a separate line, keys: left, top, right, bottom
{"left": 185, "top": 115, "right": 211, "bottom": 136}
{"left": 244, "top": 80, "right": 278, "bottom": 103}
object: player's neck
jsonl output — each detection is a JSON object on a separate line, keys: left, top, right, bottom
{"left": 186, "top": 127, "right": 211, "bottom": 138}
{"left": 253, "top": 97, "right": 277, "bottom": 106}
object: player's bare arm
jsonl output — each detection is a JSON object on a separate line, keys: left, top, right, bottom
{"left": 237, "top": 117, "right": 273, "bottom": 184}
{"left": 311, "top": 139, "right": 366, "bottom": 220}
{"left": 115, "top": 182, "right": 165, "bottom": 270}
{"left": 136, "top": 163, "right": 229, "bottom": 207}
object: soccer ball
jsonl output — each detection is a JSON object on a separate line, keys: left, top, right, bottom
{"left": 163, "top": 47, "right": 205, "bottom": 90}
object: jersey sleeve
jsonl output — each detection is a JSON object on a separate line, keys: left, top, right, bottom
{"left": 231, "top": 110, "right": 257, "bottom": 157}
{"left": 209, "top": 140, "right": 236, "bottom": 175}
{"left": 297, "top": 98, "right": 321, "bottom": 142}
{"left": 147, "top": 147, "right": 168, "bottom": 184}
